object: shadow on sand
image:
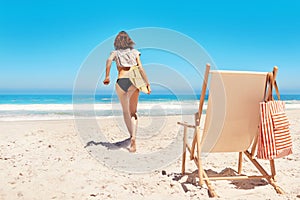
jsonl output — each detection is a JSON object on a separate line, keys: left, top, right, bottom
{"left": 170, "top": 167, "right": 268, "bottom": 193}
{"left": 84, "top": 137, "right": 131, "bottom": 150}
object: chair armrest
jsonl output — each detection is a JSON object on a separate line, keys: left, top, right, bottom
{"left": 177, "top": 121, "right": 197, "bottom": 128}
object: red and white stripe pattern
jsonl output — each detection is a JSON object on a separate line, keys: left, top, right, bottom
{"left": 257, "top": 101, "right": 293, "bottom": 160}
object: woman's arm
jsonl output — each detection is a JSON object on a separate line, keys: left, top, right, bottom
{"left": 103, "top": 59, "right": 112, "bottom": 85}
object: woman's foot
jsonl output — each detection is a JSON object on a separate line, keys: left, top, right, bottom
{"left": 129, "top": 114, "right": 137, "bottom": 153}
{"left": 129, "top": 138, "right": 136, "bottom": 152}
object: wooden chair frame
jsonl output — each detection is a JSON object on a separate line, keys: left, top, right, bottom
{"left": 177, "top": 64, "right": 284, "bottom": 197}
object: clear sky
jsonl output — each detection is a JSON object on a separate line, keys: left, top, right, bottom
{"left": 1, "top": 0, "right": 300, "bottom": 94}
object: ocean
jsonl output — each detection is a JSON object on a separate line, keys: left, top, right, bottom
{"left": 0, "top": 94, "right": 300, "bottom": 121}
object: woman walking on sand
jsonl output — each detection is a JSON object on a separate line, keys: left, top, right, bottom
{"left": 103, "top": 31, "right": 151, "bottom": 152}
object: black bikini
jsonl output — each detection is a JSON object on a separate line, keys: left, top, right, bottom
{"left": 117, "top": 78, "right": 133, "bottom": 92}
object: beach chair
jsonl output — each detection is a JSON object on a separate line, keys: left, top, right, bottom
{"left": 177, "top": 64, "right": 284, "bottom": 197}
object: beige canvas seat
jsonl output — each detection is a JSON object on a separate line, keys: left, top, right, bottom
{"left": 178, "top": 64, "right": 284, "bottom": 197}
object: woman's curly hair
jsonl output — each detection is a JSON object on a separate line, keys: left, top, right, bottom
{"left": 114, "top": 31, "right": 135, "bottom": 50}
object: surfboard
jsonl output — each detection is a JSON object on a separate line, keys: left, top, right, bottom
{"left": 128, "top": 66, "right": 149, "bottom": 94}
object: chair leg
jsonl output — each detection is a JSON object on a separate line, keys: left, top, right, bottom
{"left": 238, "top": 152, "right": 243, "bottom": 175}
{"left": 193, "top": 156, "right": 218, "bottom": 198}
{"left": 202, "top": 170, "right": 218, "bottom": 198}
{"left": 196, "top": 127, "right": 204, "bottom": 186}
{"left": 182, "top": 126, "right": 187, "bottom": 175}
{"left": 190, "top": 132, "right": 197, "bottom": 160}
{"left": 270, "top": 159, "right": 276, "bottom": 181}
{"left": 244, "top": 151, "right": 284, "bottom": 194}
{"left": 190, "top": 112, "right": 201, "bottom": 160}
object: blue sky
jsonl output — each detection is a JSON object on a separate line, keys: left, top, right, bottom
{"left": 0, "top": 0, "right": 300, "bottom": 94}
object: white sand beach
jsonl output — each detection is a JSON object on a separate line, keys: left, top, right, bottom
{"left": 0, "top": 110, "right": 299, "bottom": 200}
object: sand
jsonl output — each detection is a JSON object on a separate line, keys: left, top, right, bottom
{"left": 0, "top": 110, "right": 299, "bottom": 200}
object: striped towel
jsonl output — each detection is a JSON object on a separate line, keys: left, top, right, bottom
{"left": 257, "top": 100, "right": 293, "bottom": 160}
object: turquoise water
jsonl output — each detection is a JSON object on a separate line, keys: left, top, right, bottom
{"left": 0, "top": 94, "right": 299, "bottom": 120}
{"left": 0, "top": 94, "right": 198, "bottom": 104}
{"left": 1, "top": 94, "right": 299, "bottom": 104}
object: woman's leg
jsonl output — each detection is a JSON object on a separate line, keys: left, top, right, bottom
{"left": 128, "top": 86, "right": 139, "bottom": 119}
{"left": 127, "top": 85, "right": 140, "bottom": 152}
{"left": 115, "top": 83, "right": 132, "bottom": 135}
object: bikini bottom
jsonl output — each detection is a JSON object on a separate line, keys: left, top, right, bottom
{"left": 117, "top": 78, "right": 133, "bottom": 92}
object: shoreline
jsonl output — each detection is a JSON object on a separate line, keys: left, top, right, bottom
{"left": 0, "top": 108, "right": 300, "bottom": 122}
